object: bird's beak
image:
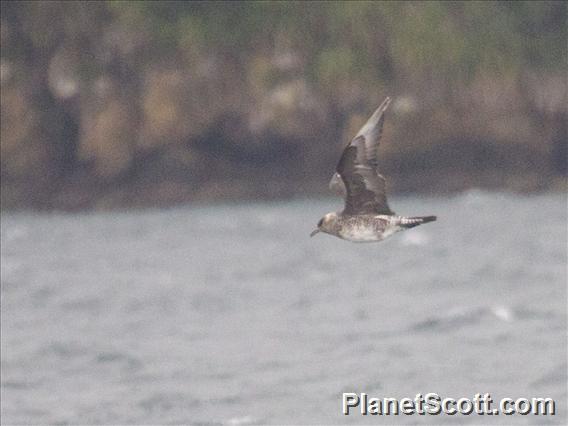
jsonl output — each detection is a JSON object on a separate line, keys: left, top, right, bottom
{"left": 310, "top": 229, "right": 320, "bottom": 237}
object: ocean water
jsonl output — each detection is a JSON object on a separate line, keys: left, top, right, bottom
{"left": 1, "top": 192, "right": 566, "bottom": 425}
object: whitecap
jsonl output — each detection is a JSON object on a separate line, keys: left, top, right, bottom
{"left": 491, "top": 305, "right": 515, "bottom": 322}
{"left": 226, "top": 415, "right": 258, "bottom": 425}
{"left": 400, "top": 230, "right": 430, "bottom": 246}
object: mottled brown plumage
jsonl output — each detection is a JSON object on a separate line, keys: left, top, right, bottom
{"left": 311, "top": 97, "right": 436, "bottom": 242}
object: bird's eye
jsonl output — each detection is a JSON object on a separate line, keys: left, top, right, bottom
{"left": 317, "top": 218, "right": 324, "bottom": 227}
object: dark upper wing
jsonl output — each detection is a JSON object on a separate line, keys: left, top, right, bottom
{"left": 335, "top": 97, "right": 393, "bottom": 215}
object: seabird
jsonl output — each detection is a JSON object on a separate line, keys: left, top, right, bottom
{"left": 310, "top": 97, "right": 436, "bottom": 242}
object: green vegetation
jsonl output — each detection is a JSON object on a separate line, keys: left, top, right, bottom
{"left": 1, "top": 1, "right": 566, "bottom": 209}
{"left": 109, "top": 1, "right": 566, "bottom": 76}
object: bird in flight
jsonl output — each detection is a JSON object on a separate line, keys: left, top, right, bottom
{"left": 310, "top": 97, "right": 436, "bottom": 242}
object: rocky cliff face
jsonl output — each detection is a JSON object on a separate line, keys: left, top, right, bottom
{"left": 1, "top": 2, "right": 566, "bottom": 210}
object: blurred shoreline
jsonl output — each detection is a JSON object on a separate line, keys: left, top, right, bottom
{"left": 1, "top": 2, "right": 566, "bottom": 211}
{"left": 2, "top": 174, "right": 567, "bottom": 212}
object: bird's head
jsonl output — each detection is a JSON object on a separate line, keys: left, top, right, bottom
{"left": 310, "top": 212, "right": 338, "bottom": 237}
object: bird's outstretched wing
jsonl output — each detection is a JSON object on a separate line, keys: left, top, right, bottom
{"left": 333, "top": 97, "right": 394, "bottom": 215}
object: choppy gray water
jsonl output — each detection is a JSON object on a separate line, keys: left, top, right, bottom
{"left": 1, "top": 192, "right": 566, "bottom": 425}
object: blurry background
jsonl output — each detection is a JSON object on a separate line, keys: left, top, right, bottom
{"left": 1, "top": 1, "right": 566, "bottom": 210}
{"left": 1, "top": 2, "right": 567, "bottom": 425}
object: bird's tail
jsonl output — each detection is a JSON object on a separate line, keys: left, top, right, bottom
{"left": 398, "top": 215, "right": 437, "bottom": 229}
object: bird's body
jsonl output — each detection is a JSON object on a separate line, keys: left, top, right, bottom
{"left": 315, "top": 212, "right": 436, "bottom": 243}
{"left": 311, "top": 97, "right": 436, "bottom": 242}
